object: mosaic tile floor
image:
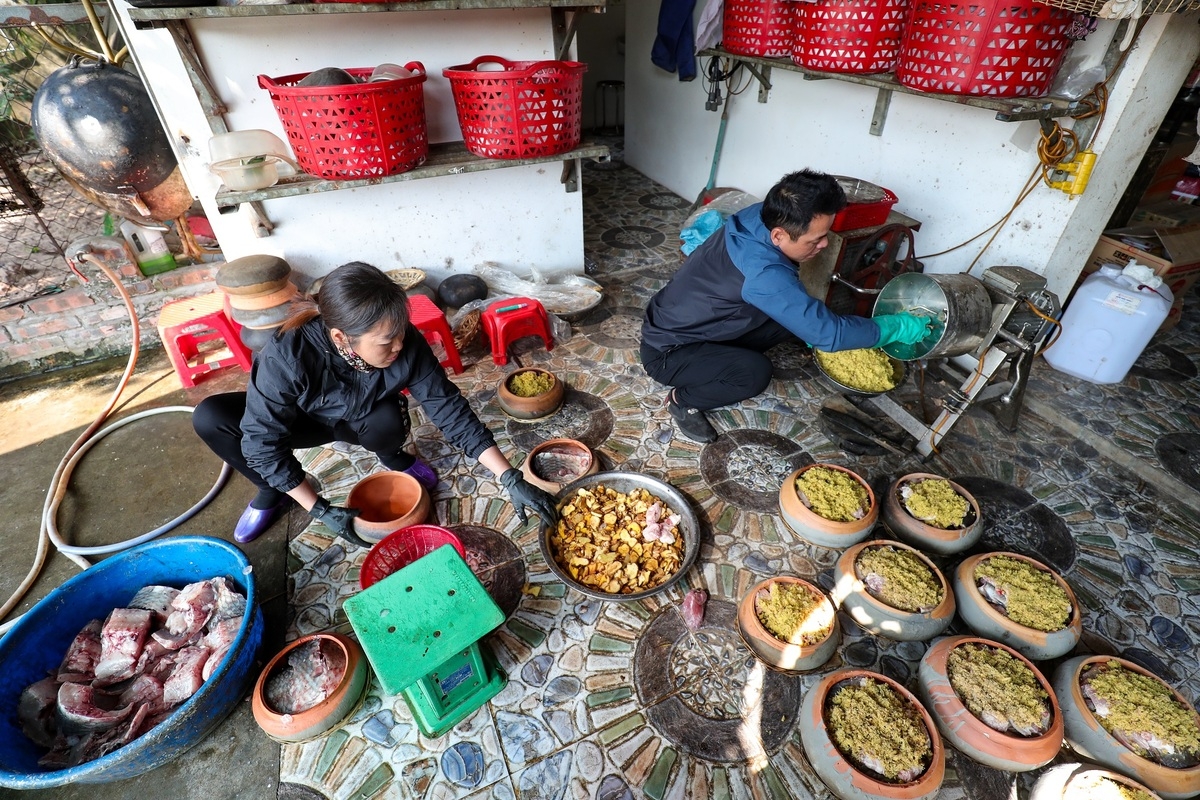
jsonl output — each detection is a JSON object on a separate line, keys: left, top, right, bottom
{"left": 276, "top": 143, "right": 1200, "bottom": 800}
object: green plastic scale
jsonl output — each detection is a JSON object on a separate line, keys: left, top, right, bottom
{"left": 344, "top": 545, "right": 507, "bottom": 737}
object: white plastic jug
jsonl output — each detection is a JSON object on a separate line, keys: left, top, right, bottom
{"left": 1043, "top": 261, "right": 1173, "bottom": 384}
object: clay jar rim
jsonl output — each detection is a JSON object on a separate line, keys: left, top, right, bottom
{"left": 348, "top": 470, "right": 426, "bottom": 524}
{"left": 887, "top": 472, "right": 981, "bottom": 535}
{"left": 956, "top": 551, "right": 1083, "bottom": 638}
{"left": 251, "top": 632, "right": 367, "bottom": 741}
{"left": 1067, "top": 655, "right": 1200, "bottom": 781}
{"left": 922, "top": 635, "right": 1064, "bottom": 757}
{"left": 501, "top": 367, "right": 559, "bottom": 397}
{"left": 523, "top": 438, "right": 595, "bottom": 488}
{"left": 837, "top": 539, "right": 955, "bottom": 621}
{"left": 496, "top": 367, "right": 565, "bottom": 420}
{"left": 812, "top": 668, "right": 946, "bottom": 792}
{"left": 781, "top": 463, "right": 879, "bottom": 533}
{"left": 1057, "top": 765, "right": 1167, "bottom": 799}
{"left": 739, "top": 576, "right": 839, "bottom": 652}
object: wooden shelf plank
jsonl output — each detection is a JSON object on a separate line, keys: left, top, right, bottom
{"left": 130, "top": 0, "right": 604, "bottom": 23}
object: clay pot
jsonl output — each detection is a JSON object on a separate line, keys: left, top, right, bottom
{"left": 519, "top": 438, "right": 599, "bottom": 493}
{"left": 346, "top": 470, "right": 431, "bottom": 544}
{"left": 251, "top": 632, "right": 370, "bottom": 743}
{"left": 1030, "top": 763, "right": 1167, "bottom": 800}
{"left": 226, "top": 281, "right": 297, "bottom": 311}
{"left": 779, "top": 463, "right": 878, "bottom": 548}
{"left": 216, "top": 254, "right": 291, "bottom": 296}
{"left": 832, "top": 540, "right": 955, "bottom": 642}
{"left": 953, "top": 552, "right": 1082, "bottom": 661}
{"left": 496, "top": 368, "right": 565, "bottom": 420}
{"left": 917, "top": 635, "right": 1063, "bottom": 772}
{"left": 737, "top": 576, "right": 839, "bottom": 672}
{"left": 882, "top": 473, "right": 982, "bottom": 555}
{"left": 1054, "top": 655, "right": 1200, "bottom": 800}
{"left": 800, "top": 668, "right": 945, "bottom": 800}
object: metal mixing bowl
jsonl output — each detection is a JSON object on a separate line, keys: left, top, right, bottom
{"left": 813, "top": 350, "right": 908, "bottom": 398}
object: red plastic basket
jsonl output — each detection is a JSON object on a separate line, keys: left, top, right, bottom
{"left": 257, "top": 64, "right": 428, "bottom": 180}
{"left": 831, "top": 177, "right": 898, "bottom": 232}
{"left": 442, "top": 56, "right": 586, "bottom": 160}
{"left": 794, "top": 0, "right": 911, "bottom": 74}
{"left": 359, "top": 524, "right": 465, "bottom": 589}
{"left": 896, "top": 0, "right": 1074, "bottom": 97}
{"left": 723, "top": 0, "right": 799, "bottom": 59}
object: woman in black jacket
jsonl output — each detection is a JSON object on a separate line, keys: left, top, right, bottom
{"left": 193, "top": 261, "right": 556, "bottom": 544}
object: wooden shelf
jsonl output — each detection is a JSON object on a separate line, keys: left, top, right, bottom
{"left": 129, "top": 0, "right": 603, "bottom": 24}
{"left": 214, "top": 140, "right": 610, "bottom": 207}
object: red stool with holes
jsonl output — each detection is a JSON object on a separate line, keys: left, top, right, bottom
{"left": 480, "top": 296, "right": 554, "bottom": 365}
{"left": 157, "top": 292, "right": 253, "bottom": 388}
{"left": 407, "top": 294, "right": 463, "bottom": 374}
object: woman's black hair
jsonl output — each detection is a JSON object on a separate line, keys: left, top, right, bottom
{"left": 760, "top": 169, "right": 847, "bottom": 239}
{"left": 280, "top": 261, "right": 409, "bottom": 340}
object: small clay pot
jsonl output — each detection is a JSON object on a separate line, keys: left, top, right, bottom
{"left": 496, "top": 368, "right": 565, "bottom": 421}
{"left": 251, "top": 632, "right": 370, "bottom": 743}
{"left": 953, "top": 552, "right": 1082, "bottom": 661}
{"left": 882, "top": 473, "right": 982, "bottom": 555}
{"left": 800, "top": 668, "right": 945, "bottom": 800}
{"left": 737, "top": 576, "right": 839, "bottom": 672}
{"left": 779, "top": 464, "right": 878, "bottom": 549}
{"left": 832, "top": 540, "right": 955, "bottom": 642}
{"left": 1054, "top": 655, "right": 1200, "bottom": 800}
{"left": 346, "top": 470, "right": 431, "bottom": 544}
{"left": 519, "top": 438, "right": 599, "bottom": 493}
{"left": 917, "top": 635, "right": 1063, "bottom": 772}
{"left": 216, "top": 254, "right": 291, "bottom": 296}
{"left": 226, "top": 281, "right": 297, "bottom": 311}
{"left": 1030, "top": 763, "right": 1167, "bottom": 800}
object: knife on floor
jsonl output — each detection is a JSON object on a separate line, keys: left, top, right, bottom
{"left": 819, "top": 407, "right": 910, "bottom": 458}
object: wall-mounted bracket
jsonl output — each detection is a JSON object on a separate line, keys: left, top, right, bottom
{"left": 870, "top": 88, "right": 892, "bottom": 137}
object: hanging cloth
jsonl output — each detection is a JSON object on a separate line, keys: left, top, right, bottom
{"left": 652, "top": 0, "right": 699, "bottom": 82}
{"left": 695, "top": 0, "right": 724, "bottom": 53}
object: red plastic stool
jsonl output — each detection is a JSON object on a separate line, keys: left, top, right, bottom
{"left": 156, "top": 292, "right": 253, "bottom": 388}
{"left": 480, "top": 296, "right": 554, "bottom": 365}
{"left": 407, "top": 294, "right": 463, "bottom": 374}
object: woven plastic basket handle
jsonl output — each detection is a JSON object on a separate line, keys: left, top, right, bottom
{"left": 402, "top": 61, "right": 426, "bottom": 79}
{"left": 458, "top": 55, "right": 518, "bottom": 73}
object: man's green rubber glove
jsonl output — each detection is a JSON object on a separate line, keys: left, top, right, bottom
{"left": 874, "top": 312, "right": 931, "bottom": 347}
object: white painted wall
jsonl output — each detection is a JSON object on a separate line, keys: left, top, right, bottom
{"left": 625, "top": 5, "right": 1200, "bottom": 299}
{"left": 108, "top": 7, "right": 586, "bottom": 287}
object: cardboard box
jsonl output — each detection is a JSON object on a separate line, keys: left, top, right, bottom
{"left": 1085, "top": 223, "right": 1200, "bottom": 279}
{"left": 1130, "top": 200, "right": 1200, "bottom": 229}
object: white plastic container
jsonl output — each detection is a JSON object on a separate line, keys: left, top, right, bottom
{"left": 119, "top": 220, "right": 176, "bottom": 276}
{"left": 1043, "top": 262, "right": 1173, "bottom": 384}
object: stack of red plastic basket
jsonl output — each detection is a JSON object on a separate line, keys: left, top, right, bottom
{"left": 443, "top": 56, "right": 586, "bottom": 160}
{"left": 793, "top": 0, "right": 911, "bottom": 74}
{"left": 723, "top": 0, "right": 799, "bottom": 59}
{"left": 257, "top": 63, "right": 428, "bottom": 180}
{"left": 896, "top": 0, "right": 1074, "bottom": 96}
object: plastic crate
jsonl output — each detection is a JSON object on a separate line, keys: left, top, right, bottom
{"left": 257, "top": 64, "right": 428, "bottom": 180}
{"left": 442, "top": 56, "right": 586, "bottom": 160}
{"left": 723, "top": 0, "right": 799, "bottom": 59}
{"left": 359, "top": 524, "right": 466, "bottom": 589}
{"left": 831, "top": 177, "right": 898, "bottom": 232}
{"left": 896, "top": 0, "right": 1074, "bottom": 97}
{"left": 794, "top": 0, "right": 911, "bottom": 75}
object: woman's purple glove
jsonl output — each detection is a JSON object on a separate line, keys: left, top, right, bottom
{"left": 875, "top": 312, "right": 932, "bottom": 347}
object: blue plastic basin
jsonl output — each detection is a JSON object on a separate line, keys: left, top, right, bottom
{"left": 0, "top": 536, "right": 264, "bottom": 789}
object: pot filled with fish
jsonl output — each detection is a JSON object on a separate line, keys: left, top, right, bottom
{"left": 496, "top": 367, "right": 565, "bottom": 420}
{"left": 779, "top": 463, "right": 878, "bottom": 548}
{"left": 882, "top": 473, "right": 982, "bottom": 555}
{"left": 737, "top": 576, "right": 839, "bottom": 672}
{"left": 1031, "top": 763, "right": 1168, "bottom": 800}
{"left": 252, "top": 632, "right": 371, "bottom": 743}
{"left": 832, "top": 540, "right": 954, "bottom": 642}
{"left": 539, "top": 471, "right": 700, "bottom": 602}
{"left": 519, "top": 438, "right": 599, "bottom": 493}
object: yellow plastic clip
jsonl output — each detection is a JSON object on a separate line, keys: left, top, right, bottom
{"left": 1048, "top": 150, "right": 1097, "bottom": 196}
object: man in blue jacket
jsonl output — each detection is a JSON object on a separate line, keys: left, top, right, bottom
{"left": 640, "top": 169, "right": 929, "bottom": 443}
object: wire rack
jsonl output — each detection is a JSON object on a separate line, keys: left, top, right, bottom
{"left": 1034, "top": 0, "right": 1200, "bottom": 15}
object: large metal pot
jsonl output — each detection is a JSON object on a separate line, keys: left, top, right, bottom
{"left": 873, "top": 273, "right": 993, "bottom": 360}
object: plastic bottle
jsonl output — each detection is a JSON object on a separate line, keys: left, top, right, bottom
{"left": 1043, "top": 261, "right": 1173, "bottom": 384}
{"left": 119, "top": 220, "right": 176, "bottom": 276}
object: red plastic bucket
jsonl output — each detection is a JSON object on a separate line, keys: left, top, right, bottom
{"left": 723, "top": 0, "right": 799, "bottom": 58}
{"left": 359, "top": 524, "right": 465, "bottom": 589}
{"left": 794, "top": 0, "right": 911, "bottom": 75}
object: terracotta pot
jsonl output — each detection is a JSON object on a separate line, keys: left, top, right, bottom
{"left": 917, "top": 635, "right": 1063, "bottom": 772}
{"left": 251, "top": 632, "right": 370, "bottom": 743}
{"left": 346, "top": 470, "right": 431, "bottom": 544}
{"left": 800, "top": 668, "right": 945, "bottom": 800}
{"left": 496, "top": 368, "right": 565, "bottom": 420}
{"left": 832, "top": 540, "right": 955, "bottom": 642}
{"left": 226, "top": 281, "right": 297, "bottom": 311}
{"left": 953, "top": 552, "right": 1082, "bottom": 661}
{"left": 779, "top": 463, "right": 878, "bottom": 548}
{"left": 519, "top": 438, "right": 599, "bottom": 493}
{"left": 882, "top": 473, "right": 982, "bottom": 555}
{"left": 1030, "top": 763, "right": 1167, "bottom": 800}
{"left": 1054, "top": 655, "right": 1200, "bottom": 800}
{"left": 737, "top": 576, "right": 839, "bottom": 672}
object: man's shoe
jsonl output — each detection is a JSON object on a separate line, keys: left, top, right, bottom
{"left": 234, "top": 501, "right": 285, "bottom": 544}
{"left": 403, "top": 457, "right": 438, "bottom": 491}
{"left": 667, "top": 395, "right": 718, "bottom": 444}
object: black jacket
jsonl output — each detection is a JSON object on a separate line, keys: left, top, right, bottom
{"left": 241, "top": 317, "right": 496, "bottom": 493}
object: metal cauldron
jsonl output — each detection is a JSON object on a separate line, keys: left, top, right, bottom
{"left": 873, "top": 273, "right": 993, "bottom": 361}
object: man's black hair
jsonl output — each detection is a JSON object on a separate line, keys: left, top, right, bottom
{"left": 760, "top": 169, "right": 847, "bottom": 239}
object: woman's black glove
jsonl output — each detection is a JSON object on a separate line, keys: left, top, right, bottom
{"left": 500, "top": 469, "right": 558, "bottom": 524}
{"left": 309, "top": 497, "right": 366, "bottom": 547}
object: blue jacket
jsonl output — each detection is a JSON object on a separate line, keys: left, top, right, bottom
{"left": 642, "top": 204, "right": 883, "bottom": 352}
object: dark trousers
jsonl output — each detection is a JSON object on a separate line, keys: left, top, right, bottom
{"left": 640, "top": 320, "right": 795, "bottom": 411}
{"left": 192, "top": 392, "right": 414, "bottom": 496}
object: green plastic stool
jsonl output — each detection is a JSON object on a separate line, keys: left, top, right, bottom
{"left": 344, "top": 544, "right": 506, "bottom": 737}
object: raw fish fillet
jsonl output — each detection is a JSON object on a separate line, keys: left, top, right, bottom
{"left": 134, "top": 637, "right": 171, "bottom": 677}
{"left": 127, "top": 585, "right": 180, "bottom": 624}
{"left": 17, "top": 677, "right": 61, "bottom": 748}
{"left": 152, "top": 580, "right": 217, "bottom": 650}
{"left": 264, "top": 639, "right": 347, "bottom": 714}
{"left": 55, "top": 682, "right": 132, "bottom": 735}
{"left": 210, "top": 577, "right": 247, "bottom": 621}
{"left": 682, "top": 589, "right": 708, "bottom": 631}
{"left": 75, "top": 704, "right": 150, "bottom": 767}
{"left": 531, "top": 449, "right": 591, "bottom": 482}
{"left": 117, "top": 675, "right": 165, "bottom": 716}
{"left": 201, "top": 617, "right": 241, "bottom": 681}
{"left": 162, "top": 645, "right": 212, "bottom": 707}
{"left": 57, "top": 619, "right": 103, "bottom": 683}
{"left": 93, "top": 608, "right": 154, "bottom": 687}
{"left": 977, "top": 575, "right": 1009, "bottom": 613}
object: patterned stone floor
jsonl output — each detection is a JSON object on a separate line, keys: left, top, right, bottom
{"left": 277, "top": 142, "right": 1200, "bottom": 800}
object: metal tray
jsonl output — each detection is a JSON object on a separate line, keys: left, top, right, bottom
{"left": 813, "top": 351, "right": 908, "bottom": 398}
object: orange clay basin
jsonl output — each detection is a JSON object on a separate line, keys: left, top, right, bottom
{"left": 832, "top": 540, "right": 955, "bottom": 642}
{"left": 737, "top": 576, "right": 839, "bottom": 673}
{"left": 251, "top": 632, "right": 370, "bottom": 743}
{"left": 345, "top": 470, "right": 431, "bottom": 544}
{"left": 779, "top": 463, "right": 878, "bottom": 549}
{"left": 882, "top": 473, "right": 982, "bottom": 555}
{"left": 1031, "top": 763, "right": 1169, "bottom": 800}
